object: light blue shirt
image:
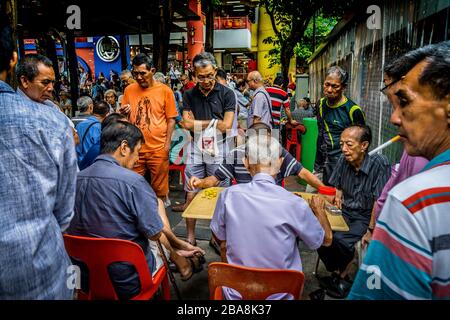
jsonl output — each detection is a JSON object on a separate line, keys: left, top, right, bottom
{"left": 211, "top": 173, "right": 325, "bottom": 299}
{"left": 0, "top": 80, "right": 77, "bottom": 299}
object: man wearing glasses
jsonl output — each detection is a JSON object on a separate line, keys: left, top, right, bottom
{"left": 174, "top": 52, "right": 235, "bottom": 246}
{"left": 119, "top": 53, "right": 178, "bottom": 208}
{"left": 246, "top": 71, "right": 273, "bottom": 129}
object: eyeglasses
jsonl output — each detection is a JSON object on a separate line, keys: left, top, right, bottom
{"left": 246, "top": 79, "right": 253, "bottom": 83}
{"left": 380, "top": 77, "right": 402, "bottom": 95}
{"left": 196, "top": 74, "right": 215, "bottom": 82}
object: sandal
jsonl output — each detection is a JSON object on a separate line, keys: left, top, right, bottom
{"left": 209, "top": 238, "right": 221, "bottom": 256}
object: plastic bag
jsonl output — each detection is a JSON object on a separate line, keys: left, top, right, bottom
{"left": 197, "top": 119, "right": 219, "bottom": 157}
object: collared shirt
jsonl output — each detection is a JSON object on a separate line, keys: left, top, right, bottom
{"left": 68, "top": 154, "right": 163, "bottom": 257}
{"left": 266, "top": 86, "right": 290, "bottom": 128}
{"left": 181, "top": 81, "right": 236, "bottom": 124}
{"left": 374, "top": 151, "right": 428, "bottom": 219}
{"left": 329, "top": 153, "right": 391, "bottom": 220}
{"left": 0, "top": 80, "right": 77, "bottom": 299}
{"left": 214, "top": 145, "right": 303, "bottom": 185}
{"left": 75, "top": 116, "right": 101, "bottom": 163}
{"left": 291, "top": 106, "right": 315, "bottom": 123}
{"left": 348, "top": 149, "right": 450, "bottom": 300}
{"left": 247, "top": 86, "right": 272, "bottom": 128}
{"left": 234, "top": 88, "right": 249, "bottom": 119}
{"left": 211, "top": 173, "right": 325, "bottom": 299}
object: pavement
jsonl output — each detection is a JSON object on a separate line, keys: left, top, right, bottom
{"left": 165, "top": 172, "right": 358, "bottom": 300}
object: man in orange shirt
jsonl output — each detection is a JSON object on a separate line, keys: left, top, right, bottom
{"left": 119, "top": 54, "right": 178, "bottom": 205}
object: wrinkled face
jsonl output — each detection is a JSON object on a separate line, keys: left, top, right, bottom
{"left": 105, "top": 92, "right": 116, "bottom": 106}
{"left": 323, "top": 74, "right": 345, "bottom": 102}
{"left": 132, "top": 64, "right": 153, "bottom": 88}
{"left": 20, "top": 63, "right": 55, "bottom": 103}
{"left": 340, "top": 128, "right": 368, "bottom": 167}
{"left": 120, "top": 75, "right": 132, "bottom": 88}
{"left": 195, "top": 64, "right": 216, "bottom": 92}
{"left": 388, "top": 60, "right": 449, "bottom": 158}
{"left": 246, "top": 77, "right": 257, "bottom": 90}
{"left": 124, "top": 141, "right": 142, "bottom": 169}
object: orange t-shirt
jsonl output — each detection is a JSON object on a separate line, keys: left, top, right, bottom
{"left": 122, "top": 82, "right": 178, "bottom": 153}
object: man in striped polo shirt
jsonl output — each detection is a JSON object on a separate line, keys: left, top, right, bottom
{"left": 348, "top": 41, "right": 450, "bottom": 300}
{"left": 266, "top": 75, "right": 298, "bottom": 130}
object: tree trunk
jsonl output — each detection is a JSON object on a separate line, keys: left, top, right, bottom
{"left": 204, "top": 0, "right": 214, "bottom": 53}
{"left": 279, "top": 43, "right": 292, "bottom": 90}
{"left": 152, "top": 0, "right": 173, "bottom": 74}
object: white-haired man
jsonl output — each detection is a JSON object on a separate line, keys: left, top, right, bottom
{"left": 210, "top": 134, "right": 332, "bottom": 299}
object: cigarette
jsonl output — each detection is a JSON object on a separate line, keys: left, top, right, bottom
{"left": 369, "top": 135, "right": 401, "bottom": 155}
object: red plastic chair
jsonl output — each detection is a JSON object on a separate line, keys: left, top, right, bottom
{"left": 208, "top": 262, "right": 305, "bottom": 300}
{"left": 169, "top": 146, "right": 186, "bottom": 186}
{"left": 63, "top": 234, "right": 170, "bottom": 300}
{"left": 285, "top": 124, "right": 305, "bottom": 162}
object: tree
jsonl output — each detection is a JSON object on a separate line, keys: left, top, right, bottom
{"left": 152, "top": 0, "right": 175, "bottom": 74}
{"left": 264, "top": 14, "right": 338, "bottom": 69}
{"left": 261, "top": 0, "right": 356, "bottom": 87}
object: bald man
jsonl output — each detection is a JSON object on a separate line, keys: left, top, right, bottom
{"left": 246, "top": 71, "right": 273, "bottom": 128}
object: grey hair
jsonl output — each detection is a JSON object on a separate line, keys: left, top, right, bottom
{"left": 120, "top": 69, "right": 132, "bottom": 77}
{"left": 104, "top": 89, "right": 117, "bottom": 98}
{"left": 325, "top": 66, "right": 348, "bottom": 86}
{"left": 77, "top": 96, "right": 93, "bottom": 113}
{"left": 153, "top": 72, "right": 166, "bottom": 84}
{"left": 16, "top": 54, "right": 53, "bottom": 82}
{"left": 192, "top": 52, "right": 217, "bottom": 69}
{"left": 245, "top": 134, "right": 281, "bottom": 166}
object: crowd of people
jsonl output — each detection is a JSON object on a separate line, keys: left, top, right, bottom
{"left": 1, "top": 13, "right": 449, "bottom": 301}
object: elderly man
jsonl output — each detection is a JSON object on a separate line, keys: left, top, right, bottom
{"left": 210, "top": 134, "right": 332, "bottom": 300}
{"left": 312, "top": 124, "right": 391, "bottom": 299}
{"left": 189, "top": 122, "right": 324, "bottom": 191}
{"left": 0, "top": 19, "right": 77, "bottom": 299}
{"left": 349, "top": 41, "right": 450, "bottom": 300}
{"left": 104, "top": 89, "right": 119, "bottom": 113}
{"left": 68, "top": 121, "right": 205, "bottom": 299}
{"left": 119, "top": 54, "right": 178, "bottom": 206}
{"left": 316, "top": 66, "right": 366, "bottom": 186}
{"left": 246, "top": 71, "right": 273, "bottom": 129}
{"left": 175, "top": 52, "right": 235, "bottom": 246}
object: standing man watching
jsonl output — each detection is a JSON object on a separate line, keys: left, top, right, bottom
{"left": 0, "top": 18, "right": 78, "bottom": 299}
{"left": 316, "top": 66, "right": 365, "bottom": 186}
{"left": 246, "top": 71, "right": 273, "bottom": 131}
{"left": 348, "top": 41, "right": 450, "bottom": 300}
{"left": 176, "top": 52, "right": 235, "bottom": 246}
{"left": 119, "top": 53, "right": 178, "bottom": 207}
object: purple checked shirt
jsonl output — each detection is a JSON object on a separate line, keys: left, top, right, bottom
{"left": 211, "top": 173, "right": 325, "bottom": 299}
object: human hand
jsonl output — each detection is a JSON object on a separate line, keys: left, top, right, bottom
{"left": 310, "top": 195, "right": 326, "bottom": 217}
{"left": 119, "top": 104, "right": 131, "bottom": 114}
{"left": 188, "top": 176, "right": 203, "bottom": 190}
{"left": 361, "top": 230, "right": 372, "bottom": 250}
{"left": 334, "top": 190, "right": 343, "bottom": 209}
{"left": 290, "top": 119, "right": 299, "bottom": 126}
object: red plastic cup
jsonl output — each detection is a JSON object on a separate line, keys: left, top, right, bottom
{"left": 318, "top": 186, "right": 336, "bottom": 203}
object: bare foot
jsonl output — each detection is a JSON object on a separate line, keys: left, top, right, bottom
{"left": 176, "top": 248, "right": 204, "bottom": 258}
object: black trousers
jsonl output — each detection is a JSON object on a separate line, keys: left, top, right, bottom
{"left": 317, "top": 214, "right": 369, "bottom": 273}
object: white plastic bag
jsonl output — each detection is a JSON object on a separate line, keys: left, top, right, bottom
{"left": 197, "top": 119, "right": 219, "bottom": 157}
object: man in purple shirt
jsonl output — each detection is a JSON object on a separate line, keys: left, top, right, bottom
{"left": 210, "top": 134, "right": 332, "bottom": 299}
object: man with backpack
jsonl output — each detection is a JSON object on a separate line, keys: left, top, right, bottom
{"left": 75, "top": 101, "right": 109, "bottom": 168}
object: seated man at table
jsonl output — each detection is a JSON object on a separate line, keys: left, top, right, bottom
{"left": 312, "top": 124, "right": 391, "bottom": 299}
{"left": 68, "top": 121, "right": 204, "bottom": 299}
{"left": 189, "top": 122, "right": 324, "bottom": 190}
{"left": 210, "top": 134, "right": 332, "bottom": 300}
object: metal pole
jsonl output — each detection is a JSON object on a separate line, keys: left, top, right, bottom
{"left": 156, "top": 240, "right": 182, "bottom": 300}
{"left": 181, "top": 36, "right": 185, "bottom": 74}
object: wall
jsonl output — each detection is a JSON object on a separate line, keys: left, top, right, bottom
{"left": 308, "top": 0, "right": 450, "bottom": 162}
